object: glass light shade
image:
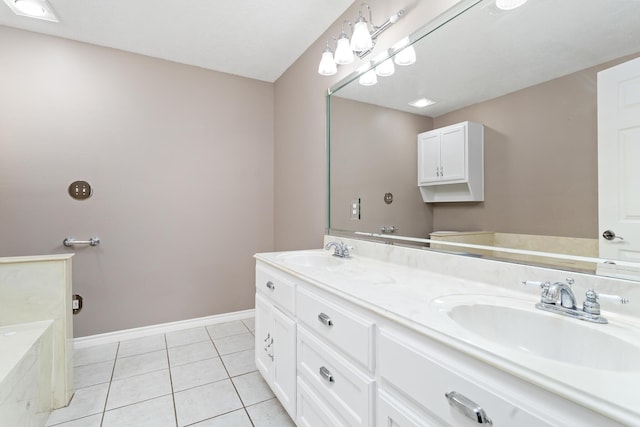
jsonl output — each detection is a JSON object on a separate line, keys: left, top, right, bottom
{"left": 496, "top": 0, "right": 528, "bottom": 10}
{"left": 318, "top": 51, "right": 337, "bottom": 76}
{"left": 351, "top": 20, "right": 373, "bottom": 52}
{"left": 334, "top": 37, "right": 354, "bottom": 65}
{"left": 375, "top": 58, "right": 395, "bottom": 77}
{"left": 358, "top": 70, "right": 378, "bottom": 86}
{"left": 14, "top": 0, "right": 46, "bottom": 16}
{"left": 394, "top": 45, "right": 416, "bottom": 66}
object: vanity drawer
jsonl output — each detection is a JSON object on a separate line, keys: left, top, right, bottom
{"left": 297, "top": 376, "right": 348, "bottom": 427}
{"left": 297, "top": 326, "right": 374, "bottom": 427}
{"left": 296, "top": 286, "right": 374, "bottom": 370}
{"left": 255, "top": 263, "right": 295, "bottom": 315}
{"left": 378, "top": 330, "right": 554, "bottom": 427}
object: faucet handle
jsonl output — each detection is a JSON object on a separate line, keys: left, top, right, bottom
{"left": 583, "top": 289, "right": 630, "bottom": 316}
{"left": 522, "top": 280, "right": 547, "bottom": 288}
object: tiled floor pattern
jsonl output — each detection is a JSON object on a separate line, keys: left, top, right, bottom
{"left": 47, "top": 318, "right": 295, "bottom": 427}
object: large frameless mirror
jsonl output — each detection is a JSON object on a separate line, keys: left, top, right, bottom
{"left": 327, "top": 0, "right": 640, "bottom": 280}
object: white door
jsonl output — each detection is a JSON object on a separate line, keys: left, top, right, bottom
{"left": 598, "top": 56, "right": 640, "bottom": 273}
{"left": 271, "top": 306, "right": 297, "bottom": 419}
{"left": 418, "top": 132, "right": 441, "bottom": 184}
{"left": 439, "top": 124, "right": 467, "bottom": 183}
{"left": 254, "top": 293, "right": 273, "bottom": 380}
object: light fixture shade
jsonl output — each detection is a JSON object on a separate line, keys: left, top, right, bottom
{"left": 318, "top": 51, "right": 337, "bottom": 76}
{"left": 334, "top": 37, "right": 354, "bottom": 65}
{"left": 359, "top": 70, "right": 378, "bottom": 86}
{"left": 351, "top": 20, "right": 373, "bottom": 52}
{"left": 375, "top": 58, "right": 395, "bottom": 77}
{"left": 394, "top": 45, "right": 416, "bottom": 66}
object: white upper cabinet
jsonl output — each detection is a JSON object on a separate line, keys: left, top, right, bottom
{"left": 417, "top": 121, "right": 484, "bottom": 202}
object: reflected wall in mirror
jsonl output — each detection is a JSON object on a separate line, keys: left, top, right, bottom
{"left": 328, "top": 0, "right": 640, "bottom": 279}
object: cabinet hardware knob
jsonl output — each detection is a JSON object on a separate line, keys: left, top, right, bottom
{"left": 445, "top": 391, "right": 492, "bottom": 425}
{"left": 266, "top": 281, "right": 275, "bottom": 290}
{"left": 319, "top": 366, "right": 334, "bottom": 383}
{"left": 318, "top": 312, "right": 333, "bottom": 326}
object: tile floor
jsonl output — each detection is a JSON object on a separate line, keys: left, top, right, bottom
{"left": 46, "top": 318, "right": 296, "bottom": 427}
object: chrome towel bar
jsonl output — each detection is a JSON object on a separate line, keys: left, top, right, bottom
{"left": 63, "top": 237, "right": 100, "bottom": 247}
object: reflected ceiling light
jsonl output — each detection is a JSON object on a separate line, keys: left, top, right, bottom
{"left": 359, "top": 69, "right": 378, "bottom": 86}
{"left": 495, "top": 0, "right": 528, "bottom": 10}
{"left": 3, "top": 0, "right": 58, "bottom": 21}
{"left": 318, "top": 4, "right": 405, "bottom": 76}
{"left": 375, "top": 58, "right": 395, "bottom": 77}
{"left": 409, "top": 97, "right": 437, "bottom": 108}
{"left": 317, "top": 42, "right": 337, "bottom": 76}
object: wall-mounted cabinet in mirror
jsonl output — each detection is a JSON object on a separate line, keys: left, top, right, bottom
{"left": 327, "top": 0, "right": 640, "bottom": 280}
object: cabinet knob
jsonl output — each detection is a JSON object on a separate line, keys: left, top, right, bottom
{"left": 318, "top": 312, "right": 333, "bottom": 327}
{"left": 266, "top": 281, "right": 275, "bottom": 290}
{"left": 319, "top": 366, "right": 335, "bottom": 383}
{"left": 445, "top": 391, "right": 492, "bottom": 425}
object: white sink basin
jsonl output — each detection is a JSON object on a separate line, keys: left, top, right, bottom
{"left": 435, "top": 295, "right": 640, "bottom": 371}
{"left": 277, "top": 251, "right": 345, "bottom": 268}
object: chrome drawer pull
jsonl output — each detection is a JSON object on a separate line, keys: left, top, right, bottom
{"left": 318, "top": 312, "right": 333, "bottom": 326}
{"left": 319, "top": 366, "right": 334, "bottom": 383}
{"left": 266, "top": 281, "right": 275, "bottom": 290}
{"left": 445, "top": 391, "right": 492, "bottom": 425}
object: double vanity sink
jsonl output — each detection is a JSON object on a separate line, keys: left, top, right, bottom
{"left": 263, "top": 245, "right": 640, "bottom": 425}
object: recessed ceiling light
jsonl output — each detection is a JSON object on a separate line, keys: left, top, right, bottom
{"left": 409, "top": 97, "right": 436, "bottom": 108}
{"left": 495, "top": 0, "right": 528, "bottom": 11}
{"left": 3, "top": 0, "right": 59, "bottom": 21}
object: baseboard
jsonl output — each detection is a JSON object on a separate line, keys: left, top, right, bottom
{"left": 73, "top": 309, "right": 255, "bottom": 349}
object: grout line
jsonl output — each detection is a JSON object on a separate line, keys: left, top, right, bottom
{"left": 164, "top": 334, "right": 179, "bottom": 427}
{"left": 99, "top": 341, "right": 120, "bottom": 427}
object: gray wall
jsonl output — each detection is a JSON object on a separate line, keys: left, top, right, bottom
{"left": 0, "top": 27, "right": 274, "bottom": 337}
{"left": 330, "top": 97, "right": 433, "bottom": 237}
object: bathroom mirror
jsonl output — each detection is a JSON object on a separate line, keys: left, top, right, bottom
{"left": 327, "top": 0, "right": 640, "bottom": 279}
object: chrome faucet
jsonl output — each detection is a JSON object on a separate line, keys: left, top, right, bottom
{"left": 324, "top": 241, "right": 350, "bottom": 258}
{"left": 541, "top": 279, "right": 577, "bottom": 309}
{"left": 523, "top": 278, "right": 629, "bottom": 324}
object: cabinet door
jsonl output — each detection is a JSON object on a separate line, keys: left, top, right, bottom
{"left": 439, "top": 124, "right": 467, "bottom": 183}
{"left": 272, "top": 306, "right": 297, "bottom": 419}
{"left": 254, "top": 293, "right": 273, "bottom": 380}
{"left": 418, "top": 132, "right": 441, "bottom": 184}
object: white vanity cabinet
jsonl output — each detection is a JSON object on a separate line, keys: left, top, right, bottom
{"left": 417, "top": 121, "right": 484, "bottom": 202}
{"left": 255, "top": 257, "right": 628, "bottom": 427}
{"left": 254, "top": 265, "right": 297, "bottom": 419}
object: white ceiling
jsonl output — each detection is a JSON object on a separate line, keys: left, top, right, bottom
{"left": 0, "top": 0, "right": 354, "bottom": 82}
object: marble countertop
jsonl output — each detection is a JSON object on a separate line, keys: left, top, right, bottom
{"left": 255, "top": 248, "right": 640, "bottom": 426}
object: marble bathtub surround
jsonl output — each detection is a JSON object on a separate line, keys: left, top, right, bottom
{"left": 0, "top": 254, "right": 74, "bottom": 409}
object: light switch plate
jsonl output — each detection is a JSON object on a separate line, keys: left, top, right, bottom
{"left": 350, "top": 198, "right": 361, "bottom": 220}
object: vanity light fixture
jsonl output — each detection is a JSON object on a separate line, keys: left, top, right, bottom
{"left": 317, "top": 3, "right": 405, "bottom": 76}
{"left": 318, "top": 41, "right": 338, "bottom": 76}
{"left": 393, "top": 38, "right": 417, "bottom": 66}
{"left": 375, "top": 57, "right": 395, "bottom": 77}
{"left": 359, "top": 69, "right": 378, "bottom": 86}
{"left": 3, "top": 0, "right": 58, "bottom": 21}
{"left": 409, "top": 97, "right": 437, "bottom": 108}
{"left": 495, "top": 0, "right": 528, "bottom": 10}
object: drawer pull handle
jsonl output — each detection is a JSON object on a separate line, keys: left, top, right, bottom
{"left": 266, "top": 281, "right": 275, "bottom": 290}
{"left": 318, "top": 312, "right": 333, "bottom": 326}
{"left": 319, "top": 366, "right": 334, "bottom": 383}
{"left": 445, "top": 391, "right": 492, "bottom": 425}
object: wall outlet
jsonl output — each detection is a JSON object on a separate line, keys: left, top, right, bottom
{"left": 350, "top": 198, "right": 361, "bottom": 220}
